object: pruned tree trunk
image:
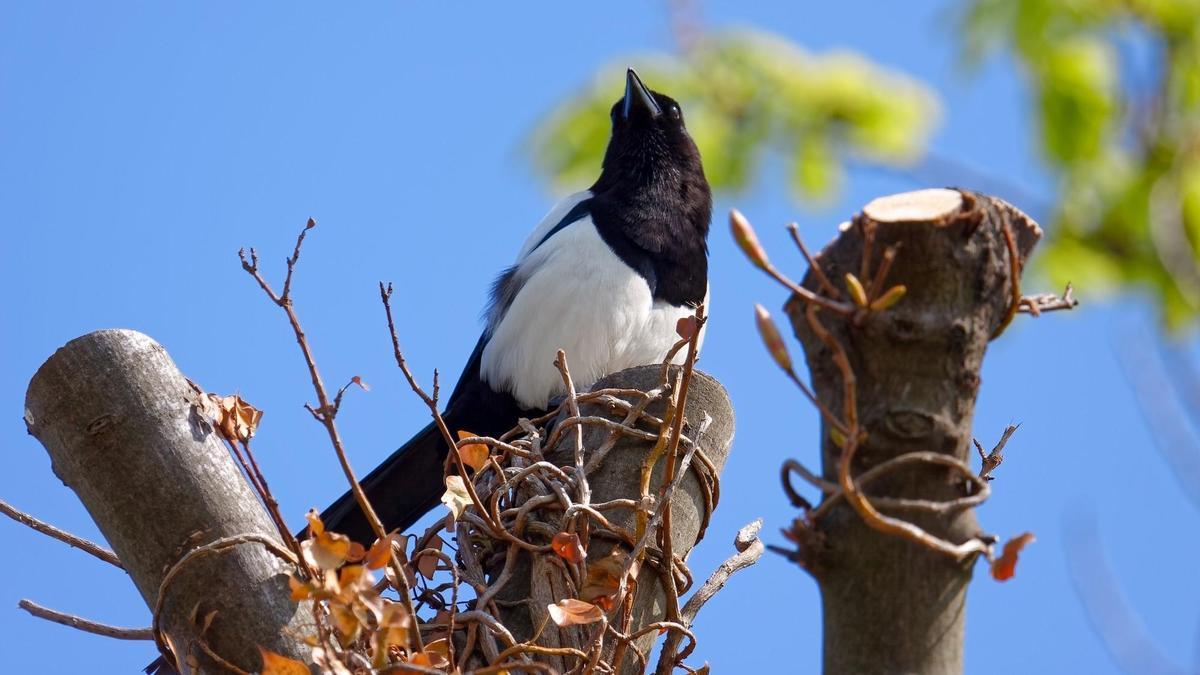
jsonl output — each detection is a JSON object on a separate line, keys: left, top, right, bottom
{"left": 493, "top": 365, "right": 735, "bottom": 674}
{"left": 788, "top": 189, "right": 1041, "bottom": 675}
{"left": 23, "top": 329, "right": 312, "bottom": 674}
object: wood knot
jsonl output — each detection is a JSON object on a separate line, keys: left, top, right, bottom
{"left": 86, "top": 414, "right": 115, "bottom": 436}
{"left": 882, "top": 410, "right": 935, "bottom": 440}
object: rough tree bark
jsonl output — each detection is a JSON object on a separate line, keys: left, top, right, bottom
{"left": 789, "top": 189, "right": 1041, "bottom": 675}
{"left": 494, "top": 365, "right": 735, "bottom": 674}
{"left": 23, "top": 329, "right": 312, "bottom": 674}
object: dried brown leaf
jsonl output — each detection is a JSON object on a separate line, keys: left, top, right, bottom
{"left": 675, "top": 315, "right": 698, "bottom": 341}
{"left": 258, "top": 647, "right": 310, "bottom": 675}
{"left": 456, "top": 430, "right": 490, "bottom": 472}
{"left": 302, "top": 530, "right": 353, "bottom": 571}
{"left": 366, "top": 533, "right": 401, "bottom": 571}
{"left": 440, "top": 476, "right": 471, "bottom": 520}
{"left": 209, "top": 394, "right": 263, "bottom": 442}
{"left": 330, "top": 603, "right": 362, "bottom": 646}
{"left": 552, "top": 532, "right": 586, "bottom": 564}
{"left": 547, "top": 598, "right": 604, "bottom": 627}
{"left": 580, "top": 549, "right": 630, "bottom": 611}
{"left": 992, "top": 532, "right": 1036, "bottom": 582}
{"left": 288, "top": 574, "right": 314, "bottom": 601}
{"left": 373, "top": 601, "right": 413, "bottom": 660}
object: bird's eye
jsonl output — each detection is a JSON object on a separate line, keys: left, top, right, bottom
{"left": 668, "top": 103, "right": 682, "bottom": 120}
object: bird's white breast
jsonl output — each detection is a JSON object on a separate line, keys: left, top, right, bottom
{"left": 481, "top": 195, "right": 706, "bottom": 410}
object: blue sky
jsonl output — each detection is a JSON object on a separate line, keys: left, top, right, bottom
{"left": 1, "top": 2, "right": 1196, "bottom": 673}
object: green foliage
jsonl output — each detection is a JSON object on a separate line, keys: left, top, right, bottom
{"left": 532, "top": 8, "right": 1200, "bottom": 327}
{"left": 963, "top": 0, "right": 1200, "bottom": 327}
{"left": 528, "top": 30, "right": 940, "bottom": 205}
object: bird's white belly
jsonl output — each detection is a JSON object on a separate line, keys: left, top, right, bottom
{"left": 480, "top": 217, "right": 705, "bottom": 409}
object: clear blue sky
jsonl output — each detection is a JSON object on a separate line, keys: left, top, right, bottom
{"left": 1, "top": 2, "right": 1195, "bottom": 674}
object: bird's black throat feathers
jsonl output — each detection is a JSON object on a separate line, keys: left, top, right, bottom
{"left": 587, "top": 72, "right": 712, "bottom": 308}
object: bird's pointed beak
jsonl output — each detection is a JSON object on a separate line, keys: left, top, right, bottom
{"left": 623, "top": 68, "right": 661, "bottom": 120}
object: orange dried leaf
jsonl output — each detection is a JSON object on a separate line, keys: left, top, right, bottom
{"left": 337, "top": 564, "right": 374, "bottom": 596}
{"left": 350, "top": 375, "right": 370, "bottom": 391}
{"left": 366, "top": 533, "right": 401, "bottom": 571}
{"left": 552, "top": 532, "right": 586, "bottom": 564}
{"left": 302, "top": 530, "right": 353, "bottom": 571}
{"left": 580, "top": 549, "right": 629, "bottom": 611}
{"left": 311, "top": 646, "right": 352, "bottom": 675}
{"left": 305, "top": 509, "right": 325, "bottom": 537}
{"left": 441, "top": 476, "right": 472, "bottom": 520}
{"left": 417, "top": 552, "right": 439, "bottom": 580}
{"left": 991, "top": 532, "right": 1036, "bottom": 582}
{"left": 374, "top": 601, "right": 413, "bottom": 655}
{"left": 288, "top": 574, "right": 313, "bottom": 601}
{"left": 547, "top": 598, "right": 604, "bottom": 627}
{"left": 345, "top": 541, "right": 366, "bottom": 564}
{"left": 330, "top": 603, "right": 362, "bottom": 646}
{"left": 409, "top": 639, "right": 450, "bottom": 669}
{"left": 414, "top": 536, "right": 444, "bottom": 579}
{"left": 754, "top": 304, "right": 793, "bottom": 372}
{"left": 730, "top": 209, "right": 770, "bottom": 270}
{"left": 209, "top": 394, "right": 263, "bottom": 442}
{"left": 456, "top": 430, "right": 490, "bottom": 472}
{"left": 258, "top": 647, "right": 310, "bottom": 675}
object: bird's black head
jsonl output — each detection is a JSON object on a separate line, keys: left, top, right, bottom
{"left": 588, "top": 69, "right": 712, "bottom": 307}
{"left": 592, "top": 69, "right": 708, "bottom": 199}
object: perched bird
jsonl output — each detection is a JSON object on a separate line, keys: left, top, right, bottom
{"left": 146, "top": 69, "right": 709, "bottom": 674}
{"left": 322, "top": 68, "right": 712, "bottom": 545}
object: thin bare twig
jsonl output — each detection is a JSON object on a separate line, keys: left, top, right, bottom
{"left": 787, "top": 223, "right": 841, "bottom": 299}
{"left": 1019, "top": 282, "right": 1078, "bottom": 315}
{"left": 680, "top": 519, "right": 763, "bottom": 623}
{"left": 380, "top": 282, "right": 501, "bottom": 539}
{"left": 239, "top": 221, "right": 387, "bottom": 541}
{"left": 975, "top": 424, "right": 1019, "bottom": 481}
{"left": 0, "top": 498, "right": 122, "bottom": 568}
{"left": 18, "top": 599, "right": 153, "bottom": 640}
{"left": 240, "top": 222, "right": 421, "bottom": 651}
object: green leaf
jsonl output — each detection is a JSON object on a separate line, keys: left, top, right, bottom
{"left": 528, "top": 29, "right": 940, "bottom": 204}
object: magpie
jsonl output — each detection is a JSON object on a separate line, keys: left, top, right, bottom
{"left": 320, "top": 69, "right": 713, "bottom": 546}
{"left": 145, "top": 68, "right": 709, "bottom": 675}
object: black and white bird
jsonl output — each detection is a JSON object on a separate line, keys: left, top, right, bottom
{"left": 322, "top": 68, "right": 713, "bottom": 545}
{"left": 146, "top": 68, "right": 709, "bottom": 675}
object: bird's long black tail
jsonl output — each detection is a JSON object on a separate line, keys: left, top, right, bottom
{"left": 318, "top": 419, "right": 449, "bottom": 545}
